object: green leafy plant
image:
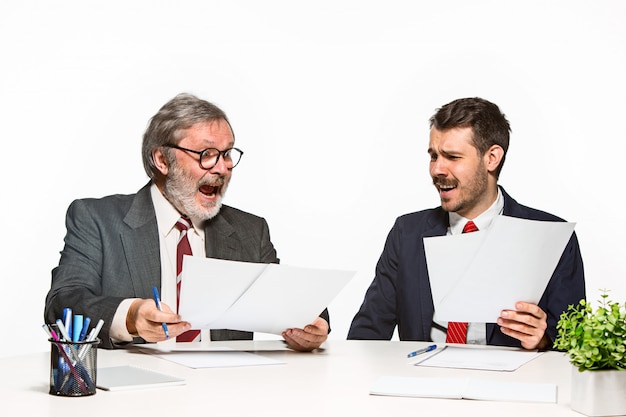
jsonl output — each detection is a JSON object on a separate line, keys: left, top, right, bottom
{"left": 554, "top": 290, "right": 626, "bottom": 371}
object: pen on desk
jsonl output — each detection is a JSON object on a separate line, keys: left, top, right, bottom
{"left": 152, "top": 286, "right": 170, "bottom": 339}
{"left": 407, "top": 344, "right": 437, "bottom": 358}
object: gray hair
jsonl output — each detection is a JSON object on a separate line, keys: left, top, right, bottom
{"left": 141, "top": 93, "right": 232, "bottom": 179}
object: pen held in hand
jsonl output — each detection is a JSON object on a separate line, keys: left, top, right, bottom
{"left": 407, "top": 344, "right": 437, "bottom": 358}
{"left": 152, "top": 286, "right": 170, "bottom": 339}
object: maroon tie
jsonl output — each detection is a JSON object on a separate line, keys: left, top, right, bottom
{"left": 445, "top": 220, "right": 478, "bottom": 344}
{"left": 174, "top": 216, "right": 201, "bottom": 342}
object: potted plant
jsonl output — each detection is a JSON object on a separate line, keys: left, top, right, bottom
{"left": 554, "top": 290, "right": 626, "bottom": 416}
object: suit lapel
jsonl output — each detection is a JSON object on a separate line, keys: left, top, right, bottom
{"left": 424, "top": 207, "right": 450, "bottom": 237}
{"left": 418, "top": 208, "right": 449, "bottom": 339}
{"left": 120, "top": 183, "right": 161, "bottom": 299}
{"left": 204, "top": 211, "right": 241, "bottom": 260}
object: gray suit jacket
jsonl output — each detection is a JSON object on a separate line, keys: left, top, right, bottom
{"left": 45, "top": 183, "right": 284, "bottom": 348}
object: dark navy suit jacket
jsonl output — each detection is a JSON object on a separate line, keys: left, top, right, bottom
{"left": 347, "top": 187, "right": 585, "bottom": 348}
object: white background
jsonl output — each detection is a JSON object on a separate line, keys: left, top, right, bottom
{"left": 1, "top": 0, "right": 624, "bottom": 358}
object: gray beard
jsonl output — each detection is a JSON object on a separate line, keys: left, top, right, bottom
{"left": 163, "top": 165, "right": 228, "bottom": 222}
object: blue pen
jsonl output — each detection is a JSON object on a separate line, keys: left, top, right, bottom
{"left": 407, "top": 344, "right": 437, "bottom": 358}
{"left": 63, "top": 308, "right": 73, "bottom": 341}
{"left": 78, "top": 317, "right": 91, "bottom": 341}
{"left": 152, "top": 286, "right": 169, "bottom": 339}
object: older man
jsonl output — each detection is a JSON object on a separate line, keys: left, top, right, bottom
{"left": 45, "top": 93, "right": 329, "bottom": 351}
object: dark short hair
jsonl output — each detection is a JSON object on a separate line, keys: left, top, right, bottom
{"left": 429, "top": 97, "right": 511, "bottom": 177}
{"left": 142, "top": 93, "right": 232, "bottom": 179}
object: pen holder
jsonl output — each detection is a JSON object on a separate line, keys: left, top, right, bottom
{"left": 49, "top": 338, "right": 99, "bottom": 396}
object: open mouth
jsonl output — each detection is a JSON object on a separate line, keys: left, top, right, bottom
{"left": 434, "top": 179, "right": 457, "bottom": 194}
{"left": 438, "top": 184, "right": 456, "bottom": 192}
{"left": 199, "top": 184, "right": 220, "bottom": 198}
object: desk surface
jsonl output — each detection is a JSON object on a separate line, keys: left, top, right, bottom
{"left": 3, "top": 340, "right": 580, "bottom": 416}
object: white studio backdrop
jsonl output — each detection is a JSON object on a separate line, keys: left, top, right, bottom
{"left": 1, "top": 0, "right": 624, "bottom": 357}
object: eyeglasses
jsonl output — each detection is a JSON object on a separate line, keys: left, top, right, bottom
{"left": 163, "top": 144, "right": 244, "bottom": 169}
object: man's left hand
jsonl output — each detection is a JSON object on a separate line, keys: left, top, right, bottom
{"left": 282, "top": 317, "right": 329, "bottom": 352}
{"left": 498, "top": 302, "right": 550, "bottom": 350}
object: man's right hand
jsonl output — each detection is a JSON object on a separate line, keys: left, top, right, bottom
{"left": 126, "top": 299, "right": 191, "bottom": 341}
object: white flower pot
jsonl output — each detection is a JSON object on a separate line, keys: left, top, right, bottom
{"left": 570, "top": 365, "right": 626, "bottom": 416}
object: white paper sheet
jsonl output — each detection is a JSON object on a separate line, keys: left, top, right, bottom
{"left": 148, "top": 349, "right": 285, "bottom": 368}
{"left": 413, "top": 346, "right": 544, "bottom": 371}
{"left": 425, "top": 215, "right": 575, "bottom": 322}
{"left": 370, "top": 376, "right": 557, "bottom": 403}
{"left": 178, "top": 257, "right": 355, "bottom": 334}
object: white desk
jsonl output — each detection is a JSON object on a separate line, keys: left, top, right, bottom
{"left": 2, "top": 340, "right": 581, "bottom": 416}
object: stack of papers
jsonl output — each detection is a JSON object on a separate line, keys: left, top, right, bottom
{"left": 178, "top": 257, "right": 354, "bottom": 334}
{"left": 425, "top": 216, "right": 575, "bottom": 322}
{"left": 137, "top": 345, "right": 286, "bottom": 369}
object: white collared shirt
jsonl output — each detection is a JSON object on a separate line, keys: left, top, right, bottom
{"left": 150, "top": 183, "right": 206, "bottom": 312}
{"left": 431, "top": 188, "right": 505, "bottom": 345}
{"left": 110, "top": 183, "right": 206, "bottom": 342}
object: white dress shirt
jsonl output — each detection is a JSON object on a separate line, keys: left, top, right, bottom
{"left": 109, "top": 183, "right": 206, "bottom": 342}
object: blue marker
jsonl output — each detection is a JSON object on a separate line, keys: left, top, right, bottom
{"left": 407, "top": 344, "right": 437, "bottom": 358}
{"left": 152, "top": 286, "right": 169, "bottom": 339}
{"left": 72, "top": 315, "right": 83, "bottom": 342}
{"left": 78, "top": 317, "right": 91, "bottom": 341}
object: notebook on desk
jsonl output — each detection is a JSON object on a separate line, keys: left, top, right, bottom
{"left": 370, "top": 376, "right": 557, "bottom": 403}
{"left": 97, "top": 365, "right": 186, "bottom": 391}
{"left": 411, "top": 345, "right": 544, "bottom": 371}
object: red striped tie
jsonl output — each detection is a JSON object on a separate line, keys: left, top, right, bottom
{"left": 462, "top": 220, "right": 479, "bottom": 234}
{"left": 175, "top": 216, "right": 201, "bottom": 342}
{"left": 445, "top": 220, "right": 478, "bottom": 344}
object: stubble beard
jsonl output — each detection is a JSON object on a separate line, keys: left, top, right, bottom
{"left": 437, "top": 165, "right": 488, "bottom": 215}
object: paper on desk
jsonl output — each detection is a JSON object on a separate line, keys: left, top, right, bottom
{"left": 370, "top": 376, "right": 557, "bottom": 403}
{"left": 178, "top": 257, "right": 355, "bottom": 334}
{"left": 413, "top": 346, "right": 544, "bottom": 371}
{"left": 425, "top": 215, "right": 575, "bottom": 322}
{"left": 147, "top": 348, "right": 285, "bottom": 368}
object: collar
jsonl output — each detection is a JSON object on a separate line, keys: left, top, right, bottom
{"left": 448, "top": 187, "right": 504, "bottom": 235}
{"left": 150, "top": 183, "right": 204, "bottom": 240}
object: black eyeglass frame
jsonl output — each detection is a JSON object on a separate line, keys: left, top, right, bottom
{"left": 163, "top": 144, "right": 244, "bottom": 169}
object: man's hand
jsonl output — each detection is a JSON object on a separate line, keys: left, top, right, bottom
{"left": 126, "top": 299, "right": 191, "bottom": 342}
{"left": 498, "top": 301, "right": 551, "bottom": 350}
{"left": 282, "top": 317, "right": 329, "bottom": 352}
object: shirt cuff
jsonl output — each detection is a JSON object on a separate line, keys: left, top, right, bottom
{"left": 110, "top": 298, "right": 139, "bottom": 343}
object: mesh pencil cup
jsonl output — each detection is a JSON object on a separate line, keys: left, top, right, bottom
{"left": 49, "top": 338, "right": 99, "bottom": 396}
